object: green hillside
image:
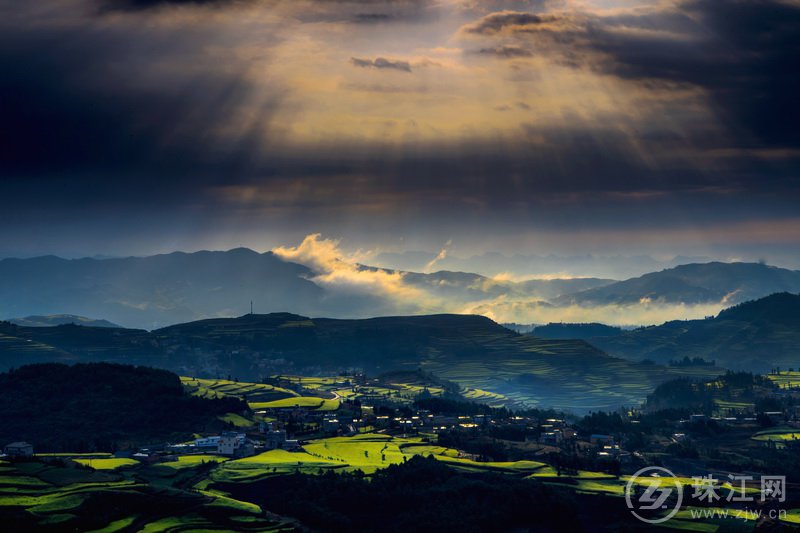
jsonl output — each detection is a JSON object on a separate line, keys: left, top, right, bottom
{"left": 6, "top": 315, "right": 120, "bottom": 328}
{"left": 1, "top": 313, "right": 721, "bottom": 412}
{"left": 556, "top": 262, "right": 800, "bottom": 306}
{"left": 589, "top": 293, "right": 800, "bottom": 372}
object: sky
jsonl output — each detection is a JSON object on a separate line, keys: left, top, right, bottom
{"left": 2, "top": 0, "right": 799, "bottom": 269}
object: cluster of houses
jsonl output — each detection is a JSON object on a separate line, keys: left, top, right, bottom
{"left": 136, "top": 423, "right": 303, "bottom": 460}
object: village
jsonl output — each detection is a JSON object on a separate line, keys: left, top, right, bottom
{"left": 6, "top": 370, "right": 800, "bottom": 478}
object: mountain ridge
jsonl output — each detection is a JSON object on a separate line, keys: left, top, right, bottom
{"left": 0, "top": 312, "right": 717, "bottom": 412}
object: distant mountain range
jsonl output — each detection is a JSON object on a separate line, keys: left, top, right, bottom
{"left": 377, "top": 268, "right": 613, "bottom": 304}
{"left": 0, "top": 249, "right": 322, "bottom": 329}
{"left": 372, "top": 251, "right": 717, "bottom": 279}
{"left": 586, "top": 292, "right": 800, "bottom": 372}
{"left": 0, "top": 249, "right": 614, "bottom": 329}
{"left": 0, "top": 313, "right": 718, "bottom": 412}
{"left": 1, "top": 248, "right": 799, "bottom": 329}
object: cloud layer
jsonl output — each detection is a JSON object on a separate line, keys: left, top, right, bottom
{"left": 1, "top": 0, "right": 798, "bottom": 261}
{"left": 271, "top": 234, "right": 745, "bottom": 326}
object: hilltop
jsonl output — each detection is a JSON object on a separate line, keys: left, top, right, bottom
{"left": 6, "top": 314, "right": 120, "bottom": 328}
{"left": 528, "top": 323, "right": 624, "bottom": 340}
{"left": 0, "top": 313, "right": 718, "bottom": 412}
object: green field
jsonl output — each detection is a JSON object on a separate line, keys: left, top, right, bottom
{"left": 273, "top": 374, "right": 453, "bottom": 407}
{"left": 218, "top": 412, "right": 256, "bottom": 427}
{"left": 211, "top": 433, "right": 549, "bottom": 482}
{"left": 73, "top": 458, "right": 139, "bottom": 470}
{"left": 181, "top": 377, "right": 298, "bottom": 403}
{"left": 249, "top": 396, "right": 340, "bottom": 411}
{"left": 767, "top": 372, "right": 800, "bottom": 388}
{"left": 0, "top": 457, "right": 291, "bottom": 531}
{"left": 752, "top": 427, "right": 800, "bottom": 442}
{"left": 159, "top": 455, "right": 229, "bottom": 469}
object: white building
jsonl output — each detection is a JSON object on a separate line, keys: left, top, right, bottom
{"left": 195, "top": 436, "right": 221, "bottom": 449}
{"left": 217, "top": 432, "right": 254, "bottom": 458}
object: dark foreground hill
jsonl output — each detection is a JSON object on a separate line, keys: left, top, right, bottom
{"left": 588, "top": 293, "right": 800, "bottom": 372}
{"left": 0, "top": 363, "right": 246, "bottom": 451}
{"left": 0, "top": 313, "right": 719, "bottom": 412}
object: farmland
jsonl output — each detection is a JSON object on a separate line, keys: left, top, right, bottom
{"left": 767, "top": 371, "right": 800, "bottom": 389}
{"left": 752, "top": 428, "right": 800, "bottom": 442}
{"left": 0, "top": 456, "right": 292, "bottom": 532}
{"left": 181, "top": 377, "right": 298, "bottom": 403}
{"left": 0, "top": 313, "right": 716, "bottom": 412}
{"left": 4, "top": 363, "right": 800, "bottom": 531}
{"left": 249, "top": 397, "right": 339, "bottom": 411}
{"left": 210, "top": 433, "right": 548, "bottom": 482}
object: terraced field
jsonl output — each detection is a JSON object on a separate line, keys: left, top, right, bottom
{"left": 751, "top": 427, "right": 800, "bottom": 442}
{"left": 1, "top": 435, "right": 773, "bottom": 532}
{"left": 767, "top": 372, "right": 800, "bottom": 388}
{"left": 73, "top": 458, "right": 139, "bottom": 470}
{"left": 0, "top": 457, "right": 292, "bottom": 531}
{"left": 212, "top": 433, "right": 548, "bottom": 482}
{"left": 181, "top": 377, "right": 297, "bottom": 403}
{"left": 249, "top": 396, "right": 340, "bottom": 411}
{"left": 276, "top": 373, "right": 513, "bottom": 410}
{"left": 417, "top": 331, "right": 710, "bottom": 411}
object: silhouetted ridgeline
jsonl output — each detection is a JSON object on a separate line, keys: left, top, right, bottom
{"left": 529, "top": 322, "right": 623, "bottom": 340}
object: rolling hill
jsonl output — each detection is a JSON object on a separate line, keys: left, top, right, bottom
{"left": 6, "top": 314, "right": 120, "bottom": 328}
{"left": 555, "top": 262, "right": 800, "bottom": 306}
{"left": 528, "top": 323, "right": 624, "bottom": 340}
{"left": 0, "top": 313, "right": 719, "bottom": 412}
{"left": 587, "top": 292, "right": 800, "bottom": 372}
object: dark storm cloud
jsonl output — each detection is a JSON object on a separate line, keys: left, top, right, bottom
{"left": 350, "top": 56, "right": 412, "bottom": 72}
{"left": 353, "top": 13, "right": 391, "bottom": 23}
{"left": 592, "top": 0, "right": 800, "bottom": 147}
{"left": 465, "top": 0, "right": 800, "bottom": 148}
{"left": 288, "top": 0, "right": 435, "bottom": 25}
{"left": 1, "top": 0, "right": 799, "bottom": 260}
{"left": 463, "top": 11, "right": 550, "bottom": 34}
{"left": 478, "top": 44, "right": 532, "bottom": 58}
{"left": 0, "top": 6, "right": 280, "bottom": 195}
{"left": 102, "top": 0, "right": 241, "bottom": 10}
